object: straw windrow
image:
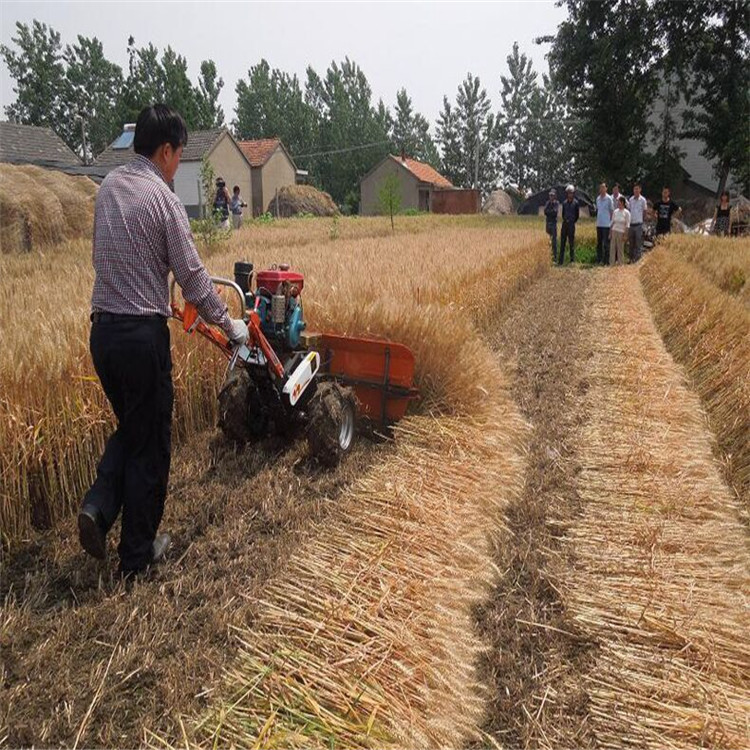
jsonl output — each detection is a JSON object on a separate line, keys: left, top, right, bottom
{"left": 640, "top": 244, "right": 750, "bottom": 514}
{"left": 567, "top": 268, "right": 750, "bottom": 747}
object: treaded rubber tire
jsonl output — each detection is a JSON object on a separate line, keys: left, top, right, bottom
{"left": 307, "top": 381, "right": 357, "bottom": 467}
{"left": 217, "top": 368, "right": 267, "bottom": 442}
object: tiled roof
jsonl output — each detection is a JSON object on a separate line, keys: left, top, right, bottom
{"left": 237, "top": 138, "right": 281, "bottom": 167}
{"left": 95, "top": 127, "right": 227, "bottom": 167}
{"left": 0, "top": 122, "right": 82, "bottom": 167}
{"left": 398, "top": 156, "right": 453, "bottom": 188}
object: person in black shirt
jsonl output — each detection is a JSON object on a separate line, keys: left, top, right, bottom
{"left": 544, "top": 189, "right": 559, "bottom": 260}
{"left": 559, "top": 185, "right": 580, "bottom": 265}
{"left": 653, "top": 187, "right": 681, "bottom": 237}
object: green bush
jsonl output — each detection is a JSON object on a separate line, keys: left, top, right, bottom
{"left": 190, "top": 209, "right": 230, "bottom": 253}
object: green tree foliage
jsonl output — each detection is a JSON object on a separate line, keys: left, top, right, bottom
{"left": 196, "top": 60, "right": 225, "bottom": 129}
{"left": 304, "top": 58, "right": 391, "bottom": 210}
{"left": 391, "top": 89, "right": 441, "bottom": 168}
{"left": 1, "top": 21, "right": 65, "bottom": 127}
{"left": 377, "top": 172, "right": 402, "bottom": 230}
{"left": 666, "top": 0, "right": 749, "bottom": 195}
{"left": 545, "top": 0, "right": 658, "bottom": 188}
{"left": 234, "top": 59, "right": 317, "bottom": 156}
{"left": 61, "top": 36, "right": 124, "bottom": 160}
{"left": 437, "top": 73, "right": 497, "bottom": 192}
{"left": 497, "top": 43, "right": 575, "bottom": 193}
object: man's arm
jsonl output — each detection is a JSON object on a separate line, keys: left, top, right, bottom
{"left": 165, "top": 198, "right": 232, "bottom": 333}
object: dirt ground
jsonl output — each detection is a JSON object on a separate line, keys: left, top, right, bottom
{"left": 1, "top": 434, "right": 386, "bottom": 747}
{"left": 475, "top": 268, "right": 598, "bottom": 748}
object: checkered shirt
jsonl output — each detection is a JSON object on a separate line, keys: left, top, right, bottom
{"left": 91, "top": 155, "right": 231, "bottom": 332}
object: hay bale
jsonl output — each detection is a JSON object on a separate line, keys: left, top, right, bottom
{"left": 265, "top": 184, "right": 338, "bottom": 218}
{"left": 482, "top": 189, "right": 514, "bottom": 216}
{"left": 0, "top": 164, "right": 96, "bottom": 252}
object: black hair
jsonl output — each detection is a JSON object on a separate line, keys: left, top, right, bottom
{"left": 618, "top": 196, "right": 627, "bottom": 207}
{"left": 233, "top": 185, "right": 240, "bottom": 193}
{"left": 720, "top": 190, "right": 730, "bottom": 200}
{"left": 133, "top": 104, "right": 188, "bottom": 157}
{"left": 633, "top": 182, "right": 641, "bottom": 189}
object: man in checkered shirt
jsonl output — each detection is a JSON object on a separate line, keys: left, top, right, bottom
{"left": 78, "top": 104, "right": 249, "bottom": 578}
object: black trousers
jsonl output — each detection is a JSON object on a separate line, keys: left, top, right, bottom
{"left": 596, "top": 227, "right": 610, "bottom": 265}
{"left": 83, "top": 317, "right": 173, "bottom": 571}
{"left": 559, "top": 221, "right": 575, "bottom": 264}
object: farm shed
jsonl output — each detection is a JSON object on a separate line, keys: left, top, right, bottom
{"left": 95, "top": 126, "right": 252, "bottom": 218}
{"left": 360, "top": 154, "right": 464, "bottom": 215}
{"left": 237, "top": 138, "right": 297, "bottom": 217}
{"left": 518, "top": 185, "right": 595, "bottom": 217}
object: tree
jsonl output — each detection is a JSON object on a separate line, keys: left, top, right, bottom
{"left": 391, "top": 89, "right": 440, "bottom": 167}
{"left": 437, "top": 74, "right": 497, "bottom": 192}
{"left": 61, "top": 35, "right": 123, "bottom": 160}
{"left": 234, "top": 59, "right": 318, "bottom": 157}
{"left": 160, "top": 46, "right": 200, "bottom": 128}
{"left": 544, "top": 0, "right": 659, "bottom": 189}
{"left": 497, "top": 42, "right": 537, "bottom": 192}
{"left": 378, "top": 172, "right": 402, "bottom": 230}
{"left": 196, "top": 60, "right": 224, "bottom": 129}
{"left": 1, "top": 21, "right": 65, "bottom": 127}
{"left": 672, "top": 0, "right": 750, "bottom": 195}
{"left": 304, "top": 58, "right": 391, "bottom": 209}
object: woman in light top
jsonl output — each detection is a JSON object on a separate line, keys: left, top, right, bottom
{"left": 609, "top": 195, "right": 630, "bottom": 266}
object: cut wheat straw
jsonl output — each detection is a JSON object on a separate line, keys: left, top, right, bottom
{"left": 641, "top": 243, "right": 750, "bottom": 515}
{"left": 566, "top": 267, "right": 750, "bottom": 748}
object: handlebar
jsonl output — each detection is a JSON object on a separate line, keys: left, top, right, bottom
{"left": 169, "top": 275, "right": 247, "bottom": 319}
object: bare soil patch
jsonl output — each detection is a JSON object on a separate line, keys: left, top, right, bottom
{"left": 475, "top": 267, "right": 598, "bottom": 749}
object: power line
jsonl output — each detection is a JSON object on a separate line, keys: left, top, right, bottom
{"left": 292, "top": 140, "right": 392, "bottom": 160}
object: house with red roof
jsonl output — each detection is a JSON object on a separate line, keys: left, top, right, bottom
{"left": 359, "top": 153, "right": 477, "bottom": 216}
{"left": 237, "top": 138, "right": 297, "bottom": 216}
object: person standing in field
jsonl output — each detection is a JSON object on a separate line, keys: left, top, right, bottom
{"left": 230, "top": 185, "right": 247, "bottom": 230}
{"left": 79, "top": 104, "right": 249, "bottom": 579}
{"left": 628, "top": 183, "right": 648, "bottom": 262}
{"left": 610, "top": 195, "right": 630, "bottom": 265}
{"left": 213, "top": 177, "right": 231, "bottom": 228}
{"left": 711, "top": 190, "right": 732, "bottom": 236}
{"left": 611, "top": 183, "right": 625, "bottom": 209}
{"left": 595, "top": 182, "right": 614, "bottom": 265}
{"left": 544, "top": 189, "right": 559, "bottom": 261}
{"left": 559, "top": 184, "right": 580, "bottom": 265}
{"left": 653, "top": 186, "right": 681, "bottom": 238}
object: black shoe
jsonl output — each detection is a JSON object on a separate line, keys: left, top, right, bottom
{"left": 152, "top": 533, "right": 171, "bottom": 564}
{"left": 78, "top": 505, "right": 106, "bottom": 560}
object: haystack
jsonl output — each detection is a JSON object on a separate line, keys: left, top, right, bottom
{"left": 0, "top": 164, "right": 96, "bottom": 252}
{"left": 482, "top": 189, "right": 515, "bottom": 216}
{"left": 266, "top": 184, "right": 338, "bottom": 218}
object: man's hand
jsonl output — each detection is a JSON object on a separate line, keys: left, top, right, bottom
{"left": 228, "top": 318, "right": 249, "bottom": 345}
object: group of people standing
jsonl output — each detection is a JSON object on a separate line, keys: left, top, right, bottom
{"left": 544, "top": 183, "right": 684, "bottom": 266}
{"left": 213, "top": 177, "right": 247, "bottom": 229}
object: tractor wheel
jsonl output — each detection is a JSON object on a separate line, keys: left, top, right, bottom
{"left": 307, "top": 381, "right": 357, "bottom": 467}
{"left": 217, "top": 368, "right": 268, "bottom": 443}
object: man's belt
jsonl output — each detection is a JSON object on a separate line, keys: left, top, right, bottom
{"left": 91, "top": 312, "right": 165, "bottom": 323}
{"left": 630, "top": 222, "right": 643, "bottom": 226}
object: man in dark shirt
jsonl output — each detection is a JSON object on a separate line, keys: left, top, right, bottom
{"left": 79, "top": 104, "right": 249, "bottom": 578}
{"left": 544, "top": 189, "right": 559, "bottom": 260}
{"left": 653, "top": 186, "right": 681, "bottom": 237}
{"left": 559, "top": 184, "right": 580, "bottom": 265}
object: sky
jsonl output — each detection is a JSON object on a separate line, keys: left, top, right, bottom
{"left": 0, "top": 0, "right": 567, "bottom": 131}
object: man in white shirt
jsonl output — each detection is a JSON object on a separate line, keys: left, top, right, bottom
{"left": 611, "top": 183, "right": 624, "bottom": 207}
{"left": 595, "top": 183, "right": 614, "bottom": 265}
{"left": 627, "top": 183, "right": 648, "bottom": 262}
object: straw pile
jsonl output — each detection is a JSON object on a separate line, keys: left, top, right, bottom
{"left": 0, "top": 164, "right": 96, "bottom": 252}
{"left": 567, "top": 268, "right": 750, "bottom": 747}
{"left": 641, "top": 243, "right": 750, "bottom": 513}
{"left": 266, "top": 184, "right": 339, "bottom": 217}
{"left": 182, "top": 404, "right": 526, "bottom": 747}
{"left": 670, "top": 234, "right": 750, "bottom": 307}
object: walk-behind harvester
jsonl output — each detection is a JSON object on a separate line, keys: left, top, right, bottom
{"left": 170, "top": 261, "right": 419, "bottom": 465}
